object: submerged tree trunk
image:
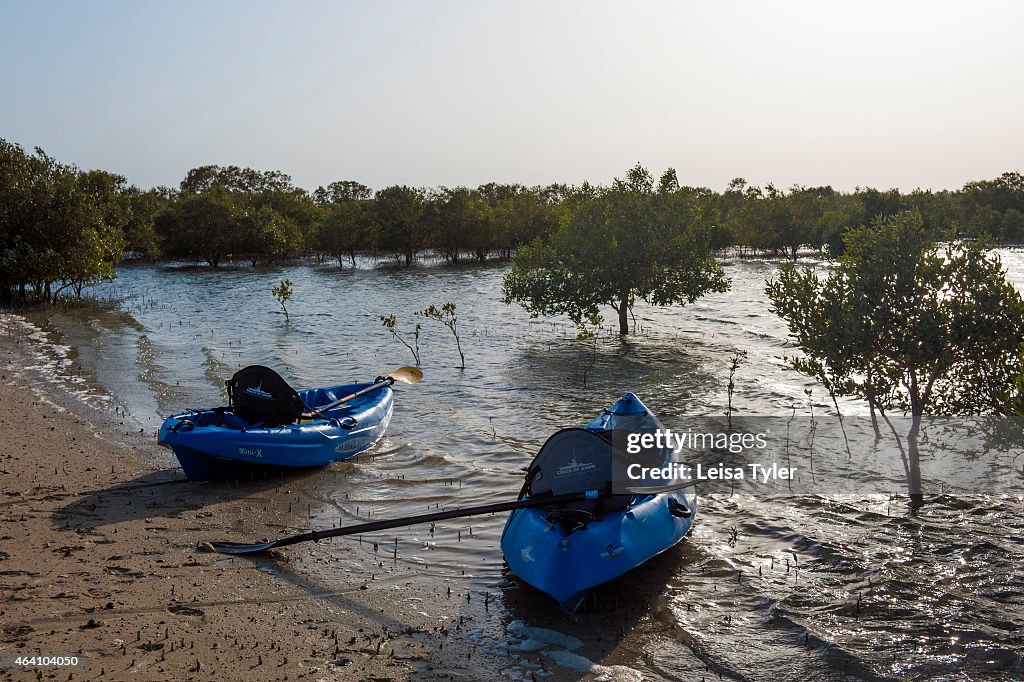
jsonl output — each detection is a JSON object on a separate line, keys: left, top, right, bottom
{"left": 864, "top": 372, "right": 882, "bottom": 441}
{"left": 907, "top": 406, "right": 924, "bottom": 507}
{"left": 617, "top": 295, "right": 629, "bottom": 335}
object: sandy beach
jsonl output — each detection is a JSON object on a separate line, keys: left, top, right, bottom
{"left": 0, "top": 319, "right": 455, "bottom": 681}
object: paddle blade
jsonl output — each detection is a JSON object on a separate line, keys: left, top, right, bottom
{"left": 388, "top": 366, "right": 423, "bottom": 385}
{"left": 211, "top": 540, "right": 279, "bottom": 555}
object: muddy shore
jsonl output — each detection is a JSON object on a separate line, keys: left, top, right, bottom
{"left": 1, "top": 315, "right": 700, "bottom": 682}
{"left": 0, "top": 316, "right": 465, "bottom": 680}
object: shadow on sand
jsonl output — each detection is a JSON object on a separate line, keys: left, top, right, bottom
{"left": 53, "top": 466, "right": 325, "bottom": 528}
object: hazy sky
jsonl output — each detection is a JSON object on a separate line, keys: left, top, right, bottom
{"left": 2, "top": 1, "right": 1021, "bottom": 192}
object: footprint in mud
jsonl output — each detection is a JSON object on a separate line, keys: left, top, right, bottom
{"left": 168, "top": 604, "right": 205, "bottom": 617}
{"left": 3, "top": 624, "right": 33, "bottom": 639}
{"left": 53, "top": 544, "right": 86, "bottom": 556}
{"left": 104, "top": 565, "right": 144, "bottom": 578}
{"left": 50, "top": 591, "right": 80, "bottom": 600}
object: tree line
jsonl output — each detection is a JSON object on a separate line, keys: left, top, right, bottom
{"left": 147, "top": 165, "right": 569, "bottom": 270}
{"left": 2, "top": 136, "right": 1023, "bottom": 304}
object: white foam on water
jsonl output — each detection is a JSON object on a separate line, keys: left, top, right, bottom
{"left": 506, "top": 620, "right": 582, "bottom": 650}
{"left": 543, "top": 649, "right": 645, "bottom": 682}
{"left": 0, "top": 312, "right": 112, "bottom": 411}
{"left": 493, "top": 620, "right": 643, "bottom": 681}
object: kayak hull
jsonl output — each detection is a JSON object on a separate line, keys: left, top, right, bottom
{"left": 500, "top": 393, "right": 696, "bottom": 611}
{"left": 158, "top": 382, "right": 393, "bottom": 481}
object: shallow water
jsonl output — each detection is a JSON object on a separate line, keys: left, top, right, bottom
{"left": 18, "top": 252, "right": 1024, "bottom": 679}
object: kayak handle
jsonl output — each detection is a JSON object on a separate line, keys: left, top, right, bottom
{"left": 668, "top": 499, "right": 692, "bottom": 518}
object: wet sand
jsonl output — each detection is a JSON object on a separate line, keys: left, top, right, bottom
{"left": 0, "top": 321, "right": 452, "bottom": 681}
{"left": 2, "top": 316, "right": 708, "bottom": 682}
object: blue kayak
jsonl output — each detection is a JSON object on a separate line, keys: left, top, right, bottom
{"left": 500, "top": 393, "right": 697, "bottom": 611}
{"left": 159, "top": 378, "right": 393, "bottom": 481}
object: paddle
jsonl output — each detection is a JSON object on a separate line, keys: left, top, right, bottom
{"left": 301, "top": 366, "right": 423, "bottom": 419}
{"left": 210, "top": 479, "right": 696, "bottom": 555}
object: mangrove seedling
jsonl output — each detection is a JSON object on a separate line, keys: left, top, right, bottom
{"left": 272, "top": 279, "right": 293, "bottom": 323}
{"left": 380, "top": 314, "right": 421, "bottom": 366}
{"left": 726, "top": 350, "right": 747, "bottom": 431}
{"left": 416, "top": 302, "right": 465, "bottom": 368}
{"left": 575, "top": 314, "right": 602, "bottom": 388}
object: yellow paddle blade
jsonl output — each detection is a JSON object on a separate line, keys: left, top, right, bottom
{"left": 388, "top": 366, "right": 423, "bottom": 384}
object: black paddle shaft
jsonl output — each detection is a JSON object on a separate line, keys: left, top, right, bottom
{"left": 285, "top": 491, "right": 591, "bottom": 547}
{"left": 211, "top": 490, "right": 596, "bottom": 554}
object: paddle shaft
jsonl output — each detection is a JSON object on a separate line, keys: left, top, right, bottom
{"left": 265, "top": 491, "right": 594, "bottom": 549}
{"left": 218, "top": 489, "right": 598, "bottom": 552}
{"left": 304, "top": 377, "right": 393, "bottom": 419}
{"left": 212, "top": 480, "right": 697, "bottom": 554}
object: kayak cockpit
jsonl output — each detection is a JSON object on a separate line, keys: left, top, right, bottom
{"left": 298, "top": 384, "right": 377, "bottom": 415}
{"left": 515, "top": 427, "right": 635, "bottom": 535}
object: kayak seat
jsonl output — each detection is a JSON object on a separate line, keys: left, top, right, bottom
{"left": 226, "top": 365, "right": 307, "bottom": 425}
{"left": 522, "top": 428, "right": 633, "bottom": 515}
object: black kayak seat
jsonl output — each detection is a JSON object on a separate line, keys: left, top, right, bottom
{"left": 522, "top": 428, "right": 632, "bottom": 513}
{"left": 226, "top": 365, "right": 308, "bottom": 425}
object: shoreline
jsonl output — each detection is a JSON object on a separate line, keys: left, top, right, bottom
{"left": 0, "top": 314, "right": 436, "bottom": 681}
{"left": 0, "top": 312, "right": 676, "bottom": 682}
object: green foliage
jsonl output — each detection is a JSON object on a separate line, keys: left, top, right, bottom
{"left": 239, "top": 205, "right": 302, "bottom": 266}
{"left": 314, "top": 200, "right": 374, "bottom": 267}
{"left": 768, "top": 210, "right": 1024, "bottom": 415}
{"left": 502, "top": 164, "right": 730, "bottom": 334}
{"left": 766, "top": 210, "right": 1024, "bottom": 500}
{"left": 165, "top": 188, "right": 239, "bottom": 267}
{"left": 180, "top": 165, "right": 294, "bottom": 194}
{"left": 4, "top": 134, "right": 1024, "bottom": 308}
{"left": 380, "top": 314, "right": 421, "bottom": 366}
{"left": 0, "top": 139, "right": 128, "bottom": 304}
{"left": 123, "top": 187, "right": 171, "bottom": 259}
{"left": 271, "top": 278, "right": 293, "bottom": 323}
{"left": 426, "top": 187, "right": 489, "bottom": 264}
{"left": 156, "top": 165, "right": 316, "bottom": 267}
{"left": 374, "top": 186, "right": 427, "bottom": 266}
{"left": 313, "top": 180, "right": 372, "bottom": 205}
{"left": 1011, "top": 347, "right": 1024, "bottom": 416}
{"left": 725, "top": 184, "right": 839, "bottom": 259}
{"left": 960, "top": 172, "right": 1024, "bottom": 241}
{"left": 417, "top": 302, "right": 465, "bottom": 368}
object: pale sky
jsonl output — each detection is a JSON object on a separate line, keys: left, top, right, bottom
{"left": 1, "top": 1, "right": 1021, "bottom": 192}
